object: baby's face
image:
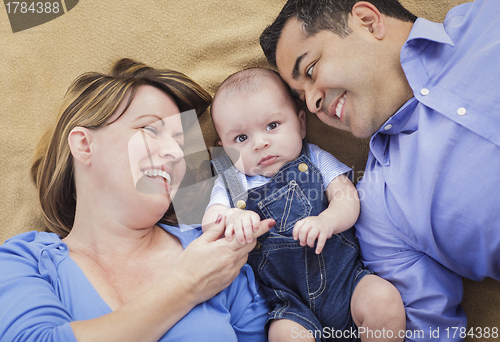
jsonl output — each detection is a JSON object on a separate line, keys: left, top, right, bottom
{"left": 213, "top": 82, "right": 306, "bottom": 177}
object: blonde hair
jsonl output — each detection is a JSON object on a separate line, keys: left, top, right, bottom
{"left": 31, "top": 58, "right": 211, "bottom": 237}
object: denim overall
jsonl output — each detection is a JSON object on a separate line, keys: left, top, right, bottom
{"left": 211, "top": 140, "right": 371, "bottom": 342}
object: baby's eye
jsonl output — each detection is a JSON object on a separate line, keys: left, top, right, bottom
{"left": 306, "top": 64, "right": 315, "bottom": 78}
{"left": 235, "top": 134, "right": 248, "bottom": 143}
{"left": 267, "top": 122, "right": 279, "bottom": 131}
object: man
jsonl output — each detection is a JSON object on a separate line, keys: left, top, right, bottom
{"left": 260, "top": 0, "right": 500, "bottom": 341}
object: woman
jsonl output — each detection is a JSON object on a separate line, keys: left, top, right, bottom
{"left": 0, "top": 58, "right": 274, "bottom": 342}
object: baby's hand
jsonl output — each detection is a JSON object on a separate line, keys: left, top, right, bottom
{"left": 225, "top": 209, "right": 261, "bottom": 245}
{"left": 293, "top": 216, "right": 335, "bottom": 254}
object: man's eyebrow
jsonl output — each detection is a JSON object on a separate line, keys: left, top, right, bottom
{"left": 292, "top": 53, "right": 307, "bottom": 80}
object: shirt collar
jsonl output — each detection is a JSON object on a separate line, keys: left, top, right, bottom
{"left": 406, "top": 17, "right": 454, "bottom": 47}
{"left": 369, "top": 98, "right": 419, "bottom": 166}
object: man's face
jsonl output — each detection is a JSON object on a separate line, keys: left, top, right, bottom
{"left": 275, "top": 18, "right": 405, "bottom": 138}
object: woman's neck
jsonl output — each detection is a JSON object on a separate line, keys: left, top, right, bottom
{"left": 63, "top": 209, "right": 166, "bottom": 262}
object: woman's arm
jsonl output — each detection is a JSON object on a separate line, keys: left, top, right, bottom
{"left": 71, "top": 217, "right": 274, "bottom": 342}
{"left": 0, "top": 219, "right": 275, "bottom": 342}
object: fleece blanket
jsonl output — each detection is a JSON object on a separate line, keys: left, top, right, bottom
{"left": 1, "top": 0, "right": 498, "bottom": 340}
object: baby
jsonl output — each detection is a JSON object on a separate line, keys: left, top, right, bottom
{"left": 203, "top": 68, "right": 405, "bottom": 342}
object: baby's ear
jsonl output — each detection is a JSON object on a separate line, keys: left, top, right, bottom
{"left": 68, "top": 127, "right": 94, "bottom": 166}
{"left": 298, "top": 110, "right": 307, "bottom": 139}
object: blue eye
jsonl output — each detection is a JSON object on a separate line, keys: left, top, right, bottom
{"left": 235, "top": 134, "right": 248, "bottom": 143}
{"left": 267, "top": 122, "right": 279, "bottom": 130}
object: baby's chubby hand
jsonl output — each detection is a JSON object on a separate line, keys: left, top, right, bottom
{"left": 225, "top": 209, "right": 261, "bottom": 245}
{"left": 293, "top": 216, "right": 335, "bottom": 254}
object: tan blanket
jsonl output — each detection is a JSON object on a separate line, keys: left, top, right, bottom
{"left": 1, "top": 0, "right": 498, "bottom": 340}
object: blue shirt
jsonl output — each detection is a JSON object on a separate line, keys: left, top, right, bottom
{"left": 355, "top": 0, "right": 500, "bottom": 340}
{"left": 0, "top": 225, "right": 269, "bottom": 342}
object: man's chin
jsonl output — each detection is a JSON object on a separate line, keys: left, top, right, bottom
{"left": 318, "top": 114, "right": 351, "bottom": 132}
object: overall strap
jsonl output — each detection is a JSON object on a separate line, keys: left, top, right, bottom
{"left": 210, "top": 153, "right": 247, "bottom": 208}
{"left": 301, "top": 138, "right": 310, "bottom": 159}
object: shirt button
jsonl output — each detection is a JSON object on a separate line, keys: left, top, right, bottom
{"left": 298, "top": 163, "right": 308, "bottom": 172}
{"left": 236, "top": 200, "right": 246, "bottom": 210}
{"left": 457, "top": 107, "right": 467, "bottom": 116}
{"left": 420, "top": 88, "right": 430, "bottom": 96}
{"left": 384, "top": 124, "right": 393, "bottom": 131}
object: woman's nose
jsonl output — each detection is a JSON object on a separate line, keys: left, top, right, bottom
{"left": 158, "top": 135, "right": 184, "bottom": 161}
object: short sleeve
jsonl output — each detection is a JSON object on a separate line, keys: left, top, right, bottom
{"left": 225, "top": 265, "right": 270, "bottom": 341}
{"left": 0, "top": 232, "right": 77, "bottom": 342}
{"left": 309, "top": 144, "right": 353, "bottom": 188}
{"left": 206, "top": 176, "right": 231, "bottom": 209}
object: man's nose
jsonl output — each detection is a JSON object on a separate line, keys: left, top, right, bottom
{"left": 305, "top": 89, "right": 323, "bottom": 114}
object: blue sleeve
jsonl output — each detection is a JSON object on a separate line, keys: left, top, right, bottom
{"left": 0, "top": 236, "right": 77, "bottom": 342}
{"left": 355, "top": 189, "right": 467, "bottom": 342}
{"left": 225, "top": 265, "right": 270, "bottom": 341}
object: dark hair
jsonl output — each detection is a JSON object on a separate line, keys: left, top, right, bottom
{"left": 260, "top": 0, "right": 417, "bottom": 67}
{"left": 31, "top": 58, "right": 211, "bottom": 237}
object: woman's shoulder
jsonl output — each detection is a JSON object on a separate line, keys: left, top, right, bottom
{"left": 2, "top": 230, "right": 62, "bottom": 252}
{"left": 1, "top": 230, "right": 66, "bottom": 268}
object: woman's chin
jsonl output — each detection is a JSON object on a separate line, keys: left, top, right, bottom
{"left": 135, "top": 175, "right": 172, "bottom": 195}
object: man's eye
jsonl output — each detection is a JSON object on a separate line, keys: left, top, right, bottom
{"left": 306, "top": 64, "right": 314, "bottom": 78}
{"left": 235, "top": 134, "right": 248, "bottom": 143}
{"left": 267, "top": 122, "right": 279, "bottom": 131}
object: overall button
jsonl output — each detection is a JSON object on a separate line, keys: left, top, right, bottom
{"left": 236, "top": 200, "right": 246, "bottom": 209}
{"left": 254, "top": 241, "right": 262, "bottom": 250}
{"left": 298, "top": 163, "right": 308, "bottom": 172}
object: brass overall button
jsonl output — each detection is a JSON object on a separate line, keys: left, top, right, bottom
{"left": 236, "top": 200, "right": 246, "bottom": 209}
{"left": 298, "top": 163, "right": 308, "bottom": 172}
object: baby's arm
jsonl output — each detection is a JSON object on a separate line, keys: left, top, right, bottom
{"left": 203, "top": 204, "right": 261, "bottom": 245}
{"left": 293, "top": 174, "right": 360, "bottom": 254}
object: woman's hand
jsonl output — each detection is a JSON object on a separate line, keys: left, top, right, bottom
{"left": 171, "top": 215, "right": 275, "bottom": 305}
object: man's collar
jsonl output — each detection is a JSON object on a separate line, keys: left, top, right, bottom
{"left": 406, "top": 17, "right": 454, "bottom": 47}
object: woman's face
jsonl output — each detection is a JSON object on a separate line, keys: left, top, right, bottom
{"left": 90, "top": 85, "right": 186, "bottom": 222}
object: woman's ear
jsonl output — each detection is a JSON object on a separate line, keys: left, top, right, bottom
{"left": 351, "top": 1, "right": 386, "bottom": 40}
{"left": 298, "top": 110, "right": 307, "bottom": 139}
{"left": 68, "top": 127, "right": 93, "bottom": 166}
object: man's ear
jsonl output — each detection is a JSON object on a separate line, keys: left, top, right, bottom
{"left": 351, "top": 1, "right": 386, "bottom": 40}
{"left": 68, "top": 127, "right": 93, "bottom": 166}
{"left": 298, "top": 110, "right": 307, "bottom": 139}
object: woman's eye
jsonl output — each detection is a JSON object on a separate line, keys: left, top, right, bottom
{"left": 306, "top": 64, "right": 314, "bottom": 78}
{"left": 267, "top": 122, "right": 279, "bottom": 131}
{"left": 143, "top": 126, "right": 158, "bottom": 134}
{"left": 235, "top": 134, "right": 248, "bottom": 143}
